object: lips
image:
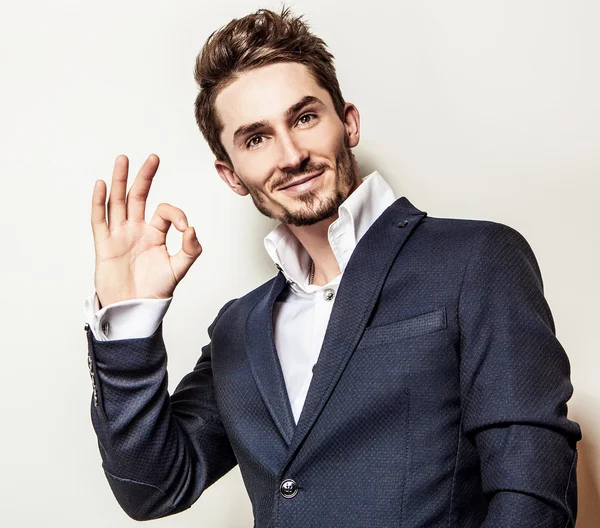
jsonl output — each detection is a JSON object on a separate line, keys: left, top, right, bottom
{"left": 278, "top": 170, "right": 324, "bottom": 191}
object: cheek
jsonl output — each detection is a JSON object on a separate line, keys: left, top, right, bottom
{"left": 231, "top": 159, "right": 271, "bottom": 192}
{"left": 307, "top": 121, "right": 346, "bottom": 155}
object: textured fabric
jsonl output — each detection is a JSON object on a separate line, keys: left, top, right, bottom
{"left": 86, "top": 196, "right": 581, "bottom": 527}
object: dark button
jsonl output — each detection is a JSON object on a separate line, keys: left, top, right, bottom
{"left": 280, "top": 479, "right": 298, "bottom": 498}
{"left": 396, "top": 220, "right": 409, "bottom": 228}
{"left": 84, "top": 323, "right": 90, "bottom": 332}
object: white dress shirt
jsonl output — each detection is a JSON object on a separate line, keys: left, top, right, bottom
{"left": 84, "top": 170, "right": 396, "bottom": 423}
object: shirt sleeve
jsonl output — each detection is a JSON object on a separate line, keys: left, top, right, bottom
{"left": 83, "top": 291, "right": 173, "bottom": 341}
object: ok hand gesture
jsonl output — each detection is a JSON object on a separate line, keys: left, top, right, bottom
{"left": 91, "top": 154, "right": 202, "bottom": 308}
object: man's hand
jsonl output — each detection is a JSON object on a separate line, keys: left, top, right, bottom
{"left": 91, "top": 154, "right": 202, "bottom": 308}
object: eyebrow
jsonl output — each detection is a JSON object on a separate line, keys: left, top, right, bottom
{"left": 232, "top": 95, "right": 325, "bottom": 144}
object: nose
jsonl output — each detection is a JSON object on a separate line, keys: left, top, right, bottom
{"left": 276, "top": 130, "right": 309, "bottom": 172}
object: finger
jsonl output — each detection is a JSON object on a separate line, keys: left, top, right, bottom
{"left": 127, "top": 153, "right": 160, "bottom": 221}
{"left": 107, "top": 155, "right": 129, "bottom": 229}
{"left": 148, "top": 203, "right": 189, "bottom": 234}
{"left": 91, "top": 179, "right": 109, "bottom": 242}
{"left": 170, "top": 227, "right": 203, "bottom": 283}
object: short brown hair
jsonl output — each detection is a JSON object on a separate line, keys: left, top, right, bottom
{"left": 193, "top": 6, "right": 346, "bottom": 165}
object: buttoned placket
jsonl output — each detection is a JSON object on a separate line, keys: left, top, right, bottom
{"left": 288, "top": 277, "right": 339, "bottom": 420}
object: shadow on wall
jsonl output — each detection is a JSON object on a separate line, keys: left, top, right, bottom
{"left": 575, "top": 426, "right": 600, "bottom": 527}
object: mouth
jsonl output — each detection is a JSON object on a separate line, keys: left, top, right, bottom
{"left": 278, "top": 170, "right": 325, "bottom": 191}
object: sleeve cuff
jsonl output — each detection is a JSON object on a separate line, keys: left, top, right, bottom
{"left": 84, "top": 291, "right": 173, "bottom": 341}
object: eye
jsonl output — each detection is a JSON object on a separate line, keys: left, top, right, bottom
{"left": 297, "top": 113, "right": 317, "bottom": 126}
{"left": 246, "top": 135, "right": 265, "bottom": 149}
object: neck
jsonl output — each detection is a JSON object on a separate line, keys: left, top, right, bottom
{"left": 288, "top": 217, "right": 341, "bottom": 286}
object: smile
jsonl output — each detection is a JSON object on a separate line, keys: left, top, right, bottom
{"left": 278, "top": 170, "right": 325, "bottom": 193}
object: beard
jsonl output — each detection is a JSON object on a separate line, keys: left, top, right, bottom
{"left": 242, "top": 135, "right": 357, "bottom": 227}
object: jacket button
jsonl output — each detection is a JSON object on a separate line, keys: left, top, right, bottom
{"left": 280, "top": 479, "right": 298, "bottom": 498}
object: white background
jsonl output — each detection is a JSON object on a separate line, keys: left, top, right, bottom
{"left": 0, "top": 1, "right": 598, "bottom": 526}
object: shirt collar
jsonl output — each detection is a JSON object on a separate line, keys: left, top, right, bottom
{"left": 263, "top": 170, "right": 397, "bottom": 292}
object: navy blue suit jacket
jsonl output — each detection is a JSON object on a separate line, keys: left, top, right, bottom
{"left": 86, "top": 197, "right": 581, "bottom": 527}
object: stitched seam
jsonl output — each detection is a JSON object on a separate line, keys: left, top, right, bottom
{"left": 183, "top": 414, "right": 223, "bottom": 438}
{"left": 453, "top": 223, "right": 489, "bottom": 526}
{"left": 562, "top": 449, "right": 577, "bottom": 528}
{"left": 104, "top": 468, "right": 167, "bottom": 496}
{"left": 456, "top": 223, "right": 489, "bottom": 343}
{"left": 456, "top": 223, "right": 493, "bottom": 429}
{"left": 400, "top": 389, "right": 410, "bottom": 526}
{"left": 447, "top": 420, "right": 463, "bottom": 528}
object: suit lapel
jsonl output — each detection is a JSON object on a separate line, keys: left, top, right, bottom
{"left": 243, "top": 197, "right": 427, "bottom": 457}
{"left": 285, "top": 197, "right": 427, "bottom": 461}
{"left": 245, "top": 272, "right": 297, "bottom": 445}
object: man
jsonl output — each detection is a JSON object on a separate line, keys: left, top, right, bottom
{"left": 85, "top": 7, "right": 581, "bottom": 527}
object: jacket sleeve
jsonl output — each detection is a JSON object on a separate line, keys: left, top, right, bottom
{"left": 457, "top": 222, "right": 581, "bottom": 527}
{"left": 86, "top": 299, "right": 238, "bottom": 521}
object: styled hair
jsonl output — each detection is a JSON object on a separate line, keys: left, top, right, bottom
{"left": 193, "top": 6, "right": 346, "bottom": 165}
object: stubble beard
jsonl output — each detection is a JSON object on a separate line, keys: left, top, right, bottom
{"left": 245, "top": 138, "right": 356, "bottom": 227}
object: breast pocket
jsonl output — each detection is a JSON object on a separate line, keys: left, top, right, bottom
{"left": 363, "top": 307, "right": 447, "bottom": 345}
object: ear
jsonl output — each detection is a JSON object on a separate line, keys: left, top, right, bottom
{"left": 342, "top": 102, "right": 360, "bottom": 148}
{"left": 214, "top": 159, "right": 249, "bottom": 196}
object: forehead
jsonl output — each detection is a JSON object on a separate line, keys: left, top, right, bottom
{"left": 216, "top": 62, "right": 333, "bottom": 140}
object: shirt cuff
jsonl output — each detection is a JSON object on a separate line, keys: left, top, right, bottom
{"left": 83, "top": 291, "right": 173, "bottom": 341}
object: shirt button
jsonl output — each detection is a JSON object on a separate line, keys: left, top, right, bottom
{"left": 280, "top": 479, "right": 298, "bottom": 498}
{"left": 323, "top": 288, "right": 335, "bottom": 302}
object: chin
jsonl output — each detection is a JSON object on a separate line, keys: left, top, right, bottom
{"left": 277, "top": 188, "right": 346, "bottom": 227}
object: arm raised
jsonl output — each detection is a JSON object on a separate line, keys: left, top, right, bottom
{"left": 92, "top": 154, "right": 202, "bottom": 307}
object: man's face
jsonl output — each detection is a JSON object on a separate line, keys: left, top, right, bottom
{"left": 214, "top": 62, "right": 361, "bottom": 227}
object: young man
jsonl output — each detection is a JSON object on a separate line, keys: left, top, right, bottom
{"left": 85, "top": 7, "right": 581, "bottom": 527}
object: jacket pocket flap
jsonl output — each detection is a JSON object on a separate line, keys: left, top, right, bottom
{"left": 364, "top": 307, "right": 447, "bottom": 343}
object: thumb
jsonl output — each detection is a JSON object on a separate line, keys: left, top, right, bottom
{"left": 170, "top": 226, "right": 203, "bottom": 282}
